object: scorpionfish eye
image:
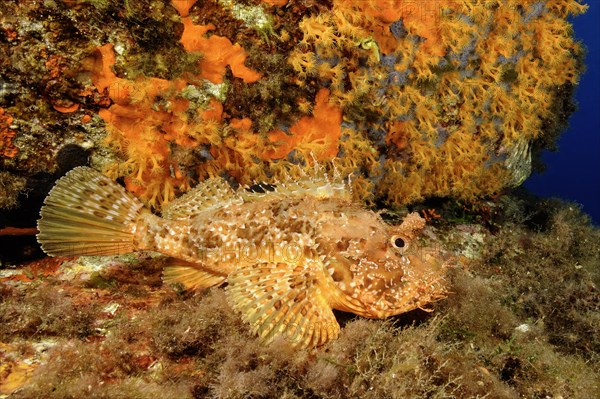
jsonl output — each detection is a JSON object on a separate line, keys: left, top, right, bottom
{"left": 390, "top": 235, "right": 408, "bottom": 250}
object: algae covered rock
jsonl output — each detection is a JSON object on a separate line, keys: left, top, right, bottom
{"left": 2, "top": 194, "right": 600, "bottom": 398}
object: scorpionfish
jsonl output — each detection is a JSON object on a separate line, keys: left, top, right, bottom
{"left": 37, "top": 166, "right": 449, "bottom": 348}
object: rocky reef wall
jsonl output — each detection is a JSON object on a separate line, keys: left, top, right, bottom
{"left": 0, "top": 0, "right": 587, "bottom": 209}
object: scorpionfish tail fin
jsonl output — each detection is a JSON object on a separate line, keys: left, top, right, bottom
{"left": 37, "top": 166, "right": 145, "bottom": 257}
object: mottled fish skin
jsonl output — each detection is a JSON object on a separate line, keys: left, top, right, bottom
{"left": 37, "top": 166, "right": 450, "bottom": 348}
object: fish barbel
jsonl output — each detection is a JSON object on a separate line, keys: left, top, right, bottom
{"left": 37, "top": 166, "right": 449, "bottom": 348}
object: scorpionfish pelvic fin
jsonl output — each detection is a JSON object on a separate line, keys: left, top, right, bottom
{"left": 162, "top": 258, "right": 226, "bottom": 291}
{"left": 226, "top": 260, "right": 340, "bottom": 349}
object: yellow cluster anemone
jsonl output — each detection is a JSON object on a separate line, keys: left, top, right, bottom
{"left": 286, "top": 0, "right": 586, "bottom": 204}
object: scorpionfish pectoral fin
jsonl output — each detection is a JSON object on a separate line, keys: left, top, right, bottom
{"left": 226, "top": 260, "right": 340, "bottom": 349}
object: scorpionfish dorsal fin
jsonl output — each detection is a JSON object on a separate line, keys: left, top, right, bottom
{"left": 226, "top": 261, "right": 340, "bottom": 349}
{"left": 161, "top": 178, "right": 241, "bottom": 220}
{"left": 241, "top": 161, "right": 350, "bottom": 202}
{"left": 240, "top": 174, "right": 350, "bottom": 203}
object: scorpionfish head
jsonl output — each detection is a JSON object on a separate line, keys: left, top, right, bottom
{"left": 320, "top": 211, "right": 449, "bottom": 319}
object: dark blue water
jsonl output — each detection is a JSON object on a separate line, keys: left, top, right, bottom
{"left": 524, "top": 3, "right": 600, "bottom": 225}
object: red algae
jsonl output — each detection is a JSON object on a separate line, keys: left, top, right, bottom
{"left": 0, "top": 108, "right": 18, "bottom": 158}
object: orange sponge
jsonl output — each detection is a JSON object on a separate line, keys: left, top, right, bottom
{"left": 180, "top": 18, "right": 261, "bottom": 84}
{"left": 266, "top": 88, "right": 342, "bottom": 160}
{"left": 170, "top": 0, "right": 198, "bottom": 17}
